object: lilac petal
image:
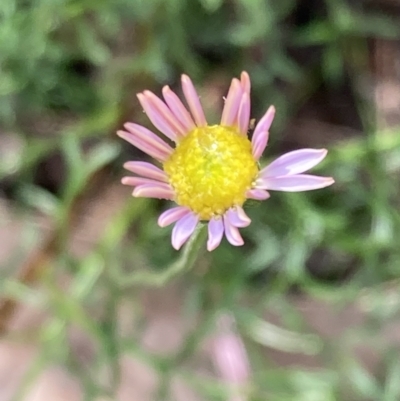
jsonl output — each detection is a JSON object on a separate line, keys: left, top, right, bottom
{"left": 252, "top": 105, "right": 275, "bottom": 160}
{"left": 117, "top": 130, "right": 171, "bottom": 161}
{"left": 246, "top": 188, "right": 270, "bottom": 200}
{"left": 123, "top": 123, "right": 172, "bottom": 150}
{"left": 226, "top": 206, "right": 251, "bottom": 228}
{"left": 207, "top": 217, "right": 224, "bottom": 251}
{"left": 256, "top": 174, "right": 335, "bottom": 192}
{"left": 121, "top": 123, "right": 173, "bottom": 154}
{"left": 137, "top": 93, "right": 178, "bottom": 141}
{"left": 260, "top": 149, "right": 328, "bottom": 178}
{"left": 121, "top": 177, "right": 163, "bottom": 187}
{"left": 223, "top": 214, "right": 244, "bottom": 246}
{"left": 162, "top": 86, "right": 196, "bottom": 133}
{"left": 133, "top": 183, "right": 175, "bottom": 199}
{"left": 240, "top": 71, "right": 251, "bottom": 95}
{"left": 143, "top": 90, "right": 186, "bottom": 137}
{"left": 171, "top": 212, "right": 199, "bottom": 250}
{"left": 220, "top": 78, "right": 242, "bottom": 126}
{"left": 181, "top": 74, "right": 207, "bottom": 126}
{"left": 252, "top": 130, "right": 269, "bottom": 161}
{"left": 213, "top": 314, "right": 251, "bottom": 383}
{"left": 237, "top": 92, "right": 250, "bottom": 135}
{"left": 158, "top": 206, "right": 191, "bottom": 227}
{"left": 123, "top": 161, "right": 168, "bottom": 182}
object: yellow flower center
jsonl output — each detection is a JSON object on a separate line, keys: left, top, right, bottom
{"left": 163, "top": 125, "right": 258, "bottom": 220}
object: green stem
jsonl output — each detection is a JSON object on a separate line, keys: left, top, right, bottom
{"left": 118, "top": 223, "right": 207, "bottom": 288}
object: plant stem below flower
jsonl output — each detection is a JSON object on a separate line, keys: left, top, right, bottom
{"left": 116, "top": 223, "right": 207, "bottom": 288}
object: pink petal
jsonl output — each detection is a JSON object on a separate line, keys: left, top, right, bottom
{"left": 117, "top": 130, "right": 171, "bottom": 161}
{"left": 237, "top": 92, "right": 250, "bottom": 135}
{"left": 122, "top": 122, "right": 173, "bottom": 153}
{"left": 212, "top": 314, "right": 251, "bottom": 384}
{"left": 123, "top": 161, "right": 168, "bottom": 182}
{"left": 123, "top": 123, "right": 172, "bottom": 150}
{"left": 240, "top": 71, "right": 251, "bottom": 95}
{"left": 121, "top": 177, "right": 162, "bottom": 187}
{"left": 171, "top": 212, "right": 199, "bottom": 250}
{"left": 223, "top": 214, "right": 244, "bottom": 246}
{"left": 207, "top": 217, "right": 224, "bottom": 251}
{"left": 260, "top": 149, "right": 328, "bottom": 178}
{"left": 132, "top": 183, "right": 175, "bottom": 199}
{"left": 226, "top": 207, "right": 251, "bottom": 228}
{"left": 158, "top": 206, "right": 192, "bottom": 227}
{"left": 143, "top": 90, "right": 186, "bottom": 137}
{"left": 162, "top": 86, "right": 196, "bottom": 133}
{"left": 220, "top": 78, "right": 242, "bottom": 126}
{"left": 256, "top": 174, "right": 335, "bottom": 192}
{"left": 252, "top": 130, "right": 268, "bottom": 161}
{"left": 246, "top": 188, "right": 270, "bottom": 200}
{"left": 137, "top": 93, "right": 178, "bottom": 141}
{"left": 181, "top": 74, "right": 207, "bottom": 126}
{"left": 252, "top": 105, "right": 275, "bottom": 160}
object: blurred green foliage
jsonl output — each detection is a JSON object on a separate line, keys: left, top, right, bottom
{"left": 1, "top": 0, "right": 400, "bottom": 400}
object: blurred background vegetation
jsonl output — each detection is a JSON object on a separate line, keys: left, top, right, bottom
{"left": 1, "top": 0, "right": 400, "bottom": 400}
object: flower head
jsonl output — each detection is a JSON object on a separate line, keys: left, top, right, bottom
{"left": 118, "top": 72, "right": 334, "bottom": 251}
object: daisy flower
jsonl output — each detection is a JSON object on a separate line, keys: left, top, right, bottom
{"left": 118, "top": 72, "right": 334, "bottom": 251}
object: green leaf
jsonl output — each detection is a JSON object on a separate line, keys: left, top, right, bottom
{"left": 241, "top": 312, "right": 322, "bottom": 354}
{"left": 292, "top": 21, "right": 336, "bottom": 46}
{"left": 199, "top": 0, "right": 224, "bottom": 13}
{"left": 85, "top": 142, "right": 121, "bottom": 176}
{"left": 17, "top": 184, "right": 61, "bottom": 216}
{"left": 344, "top": 358, "right": 381, "bottom": 399}
{"left": 383, "top": 356, "right": 400, "bottom": 401}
